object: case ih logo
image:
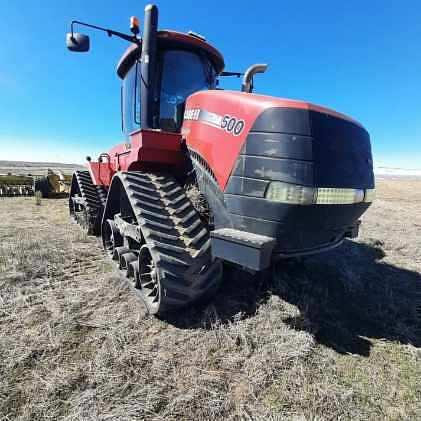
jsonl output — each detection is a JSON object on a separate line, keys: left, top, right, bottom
{"left": 184, "top": 108, "right": 201, "bottom": 121}
{"left": 184, "top": 108, "right": 245, "bottom": 136}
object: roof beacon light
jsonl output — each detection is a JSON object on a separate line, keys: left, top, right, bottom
{"left": 130, "top": 16, "right": 140, "bottom": 35}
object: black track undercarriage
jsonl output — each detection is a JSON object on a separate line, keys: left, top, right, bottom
{"left": 69, "top": 170, "right": 222, "bottom": 315}
{"left": 69, "top": 171, "right": 107, "bottom": 235}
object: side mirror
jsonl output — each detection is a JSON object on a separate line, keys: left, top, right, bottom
{"left": 66, "top": 32, "right": 90, "bottom": 52}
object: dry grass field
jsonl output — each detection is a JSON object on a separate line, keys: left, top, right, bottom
{"left": 0, "top": 178, "right": 420, "bottom": 420}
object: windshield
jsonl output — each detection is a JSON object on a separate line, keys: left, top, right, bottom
{"left": 158, "top": 49, "right": 216, "bottom": 132}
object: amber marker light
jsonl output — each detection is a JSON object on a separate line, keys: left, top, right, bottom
{"left": 130, "top": 16, "right": 140, "bottom": 35}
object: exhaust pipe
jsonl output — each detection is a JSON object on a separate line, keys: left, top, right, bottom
{"left": 241, "top": 63, "right": 268, "bottom": 93}
{"left": 140, "top": 4, "right": 158, "bottom": 129}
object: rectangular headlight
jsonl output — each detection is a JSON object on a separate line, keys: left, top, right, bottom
{"left": 265, "top": 181, "right": 315, "bottom": 205}
{"left": 265, "top": 183, "right": 369, "bottom": 205}
{"left": 315, "top": 188, "right": 365, "bottom": 205}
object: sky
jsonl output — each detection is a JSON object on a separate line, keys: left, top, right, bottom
{"left": 0, "top": 0, "right": 420, "bottom": 168}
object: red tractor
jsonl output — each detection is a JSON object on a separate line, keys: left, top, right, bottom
{"left": 66, "top": 4, "right": 375, "bottom": 315}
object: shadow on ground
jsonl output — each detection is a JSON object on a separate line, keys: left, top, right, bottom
{"left": 167, "top": 240, "right": 421, "bottom": 356}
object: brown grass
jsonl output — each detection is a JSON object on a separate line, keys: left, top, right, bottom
{"left": 0, "top": 179, "right": 420, "bottom": 420}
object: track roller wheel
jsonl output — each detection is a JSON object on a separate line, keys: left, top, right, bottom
{"left": 102, "top": 219, "right": 123, "bottom": 258}
{"left": 130, "top": 261, "right": 140, "bottom": 284}
{"left": 119, "top": 252, "right": 137, "bottom": 276}
{"left": 76, "top": 201, "right": 90, "bottom": 232}
{"left": 113, "top": 246, "right": 130, "bottom": 262}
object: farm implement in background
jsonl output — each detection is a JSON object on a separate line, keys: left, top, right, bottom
{"left": 0, "top": 175, "right": 34, "bottom": 197}
{"left": 34, "top": 170, "right": 72, "bottom": 198}
{"left": 0, "top": 170, "right": 72, "bottom": 198}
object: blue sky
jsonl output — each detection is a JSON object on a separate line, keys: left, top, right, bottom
{"left": 0, "top": 0, "right": 420, "bottom": 168}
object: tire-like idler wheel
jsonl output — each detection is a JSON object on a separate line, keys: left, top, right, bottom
{"left": 138, "top": 245, "right": 161, "bottom": 314}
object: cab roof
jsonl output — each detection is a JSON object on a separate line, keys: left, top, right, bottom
{"left": 116, "top": 30, "right": 225, "bottom": 79}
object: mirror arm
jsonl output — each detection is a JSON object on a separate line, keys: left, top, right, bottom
{"left": 220, "top": 71, "right": 243, "bottom": 77}
{"left": 70, "top": 20, "right": 140, "bottom": 45}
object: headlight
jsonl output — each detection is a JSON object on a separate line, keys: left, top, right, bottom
{"left": 265, "top": 181, "right": 315, "bottom": 205}
{"left": 265, "top": 182, "right": 374, "bottom": 205}
{"left": 315, "top": 188, "right": 365, "bottom": 205}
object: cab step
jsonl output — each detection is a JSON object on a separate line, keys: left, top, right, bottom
{"left": 210, "top": 228, "right": 276, "bottom": 271}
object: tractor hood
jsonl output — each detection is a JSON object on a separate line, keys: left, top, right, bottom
{"left": 183, "top": 90, "right": 374, "bottom": 190}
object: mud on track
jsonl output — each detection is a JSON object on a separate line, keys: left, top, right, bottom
{"left": 0, "top": 179, "right": 420, "bottom": 420}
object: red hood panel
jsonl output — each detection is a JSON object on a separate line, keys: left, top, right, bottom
{"left": 183, "top": 90, "right": 362, "bottom": 190}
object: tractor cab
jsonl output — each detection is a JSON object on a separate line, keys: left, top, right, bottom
{"left": 117, "top": 30, "right": 224, "bottom": 135}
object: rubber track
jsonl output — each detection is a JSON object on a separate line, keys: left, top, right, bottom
{"left": 71, "top": 170, "right": 107, "bottom": 235}
{"left": 116, "top": 172, "right": 222, "bottom": 313}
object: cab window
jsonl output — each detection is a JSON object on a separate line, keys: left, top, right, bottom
{"left": 122, "top": 61, "right": 141, "bottom": 135}
{"left": 158, "top": 50, "right": 216, "bottom": 132}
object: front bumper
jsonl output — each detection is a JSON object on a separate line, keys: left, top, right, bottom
{"left": 224, "top": 193, "right": 369, "bottom": 253}
{"left": 210, "top": 219, "right": 360, "bottom": 271}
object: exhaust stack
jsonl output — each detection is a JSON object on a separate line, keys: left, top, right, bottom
{"left": 140, "top": 4, "right": 159, "bottom": 129}
{"left": 241, "top": 63, "right": 268, "bottom": 93}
